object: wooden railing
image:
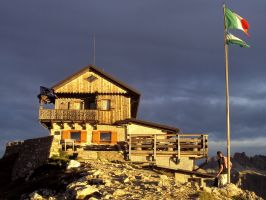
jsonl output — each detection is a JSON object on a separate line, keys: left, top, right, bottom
{"left": 128, "top": 134, "right": 208, "bottom": 160}
{"left": 39, "top": 109, "right": 97, "bottom": 122}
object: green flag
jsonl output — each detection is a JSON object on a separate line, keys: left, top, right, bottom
{"left": 226, "top": 33, "right": 250, "bottom": 48}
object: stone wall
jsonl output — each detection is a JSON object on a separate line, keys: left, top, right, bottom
{"left": 4, "top": 141, "right": 24, "bottom": 157}
{"left": 3, "top": 136, "right": 60, "bottom": 180}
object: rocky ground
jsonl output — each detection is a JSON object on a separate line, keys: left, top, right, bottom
{"left": 204, "top": 152, "right": 266, "bottom": 199}
{"left": 0, "top": 157, "right": 263, "bottom": 200}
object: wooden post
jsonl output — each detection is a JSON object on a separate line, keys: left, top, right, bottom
{"left": 202, "top": 135, "right": 205, "bottom": 156}
{"left": 223, "top": 4, "right": 231, "bottom": 184}
{"left": 153, "top": 134, "right": 157, "bottom": 161}
{"left": 128, "top": 135, "right": 132, "bottom": 160}
{"left": 177, "top": 134, "right": 180, "bottom": 159}
{"left": 193, "top": 138, "right": 198, "bottom": 152}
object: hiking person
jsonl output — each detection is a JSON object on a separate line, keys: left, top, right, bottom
{"left": 216, "top": 151, "right": 232, "bottom": 187}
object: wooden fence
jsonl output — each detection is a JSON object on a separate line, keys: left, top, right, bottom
{"left": 128, "top": 134, "right": 208, "bottom": 161}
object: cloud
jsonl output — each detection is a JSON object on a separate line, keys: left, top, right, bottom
{"left": 209, "top": 137, "right": 266, "bottom": 156}
{"left": 0, "top": 0, "right": 266, "bottom": 156}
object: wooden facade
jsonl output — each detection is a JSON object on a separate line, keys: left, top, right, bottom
{"left": 38, "top": 65, "right": 142, "bottom": 145}
{"left": 38, "top": 64, "right": 209, "bottom": 168}
{"left": 54, "top": 71, "right": 127, "bottom": 94}
{"left": 40, "top": 94, "right": 131, "bottom": 124}
{"left": 39, "top": 66, "right": 140, "bottom": 127}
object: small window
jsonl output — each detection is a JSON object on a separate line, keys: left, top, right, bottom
{"left": 102, "top": 99, "right": 111, "bottom": 110}
{"left": 70, "top": 131, "right": 81, "bottom": 141}
{"left": 100, "top": 132, "right": 111, "bottom": 143}
{"left": 87, "top": 75, "right": 98, "bottom": 82}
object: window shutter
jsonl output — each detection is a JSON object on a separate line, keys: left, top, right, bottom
{"left": 110, "top": 99, "right": 115, "bottom": 109}
{"left": 81, "top": 131, "right": 87, "bottom": 142}
{"left": 111, "top": 131, "right": 117, "bottom": 144}
{"left": 92, "top": 131, "right": 100, "bottom": 144}
{"left": 61, "top": 130, "right": 69, "bottom": 140}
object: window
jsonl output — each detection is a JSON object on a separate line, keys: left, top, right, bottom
{"left": 68, "top": 102, "right": 80, "bottom": 110}
{"left": 86, "top": 75, "right": 98, "bottom": 82}
{"left": 70, "top": 131, "right": 81, "bottom": 141}
{"left": 100, "top": 132, "right": 111, "bottom": 143}
{"left": 101, "top": 99, "right": 111, "bottom": 110}
{"left": 84, "top": 95, "right": 97, "bottom": 110}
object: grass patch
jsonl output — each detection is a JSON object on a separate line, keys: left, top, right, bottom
{"left": 49, "top": 150, "right": 70, "bottom": 167}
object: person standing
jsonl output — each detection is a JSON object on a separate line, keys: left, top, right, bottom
{"left": 216, "top": 151, "right": 232, "bottom": 186}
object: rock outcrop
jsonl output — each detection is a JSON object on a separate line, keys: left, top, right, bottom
{"left": 0, "top": 156, "right": 263, "bottom": 200}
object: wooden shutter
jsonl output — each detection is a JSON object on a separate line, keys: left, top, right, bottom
{"left": 111, "top": 131, "right": 117, "bottom": 144}
{"left": 61, "top": 130, "right": 70, "bottom": 140}
{"left": 92, "top": 131, "right": 100, "bottom": 144}
{"left": 81, "top": 131, "right": 87, "bottom": 143}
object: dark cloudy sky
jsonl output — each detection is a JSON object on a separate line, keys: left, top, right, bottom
{"left": 1, "top": 0, "right": 265, "bottom": 156}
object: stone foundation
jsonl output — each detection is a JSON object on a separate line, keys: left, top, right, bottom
{"left": 77, "top": 150, "right": 124, "bottom": 161}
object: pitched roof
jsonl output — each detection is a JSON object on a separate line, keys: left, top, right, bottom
{"left": 51, "top": 64, "right": 141, "bottom": 118}
{"left": 52, "top": 65, "right": 141, "bottom": 96}
{"left": 115, "top": 118, "right": 180, "bottom": 133}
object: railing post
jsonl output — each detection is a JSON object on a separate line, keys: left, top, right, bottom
{"left": 205, "top": 135, "right": 208, "bottom": 157}
{"left": 128, "top": 135, "right": 132, "bottom": 160}
{"left": 202, "top": 135, "right": 205, "bottom": 156}
{"left": 153, "top": 134, "right": 157, "bottom": 161}
{"left": 178, "top": 134, "right": 180, "bottom": 159}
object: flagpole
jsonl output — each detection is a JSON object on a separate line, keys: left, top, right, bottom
{"left": 223, "top": 4, "right": 231, "bottom": 184}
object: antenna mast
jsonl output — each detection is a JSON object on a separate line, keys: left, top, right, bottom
{"left": 93, "top": 33, "right": 96, "bottom": 65}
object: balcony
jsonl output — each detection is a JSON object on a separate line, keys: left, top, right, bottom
{"left": 39, "top": 109, "right": 97, "bottom": 122}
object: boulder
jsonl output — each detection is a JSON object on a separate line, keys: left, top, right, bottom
{"left": 104, "top": 179, "right": 112, "bottom": 187}
{"left": 29, "top": 191, "right": 44, "bottom": 200}
{"left": 103, "top": 194, "right": 113, "bottom": 199}
{"left": 113, "top": 189, "right": 126, "bottom": 197}
{"left": 158, "top": 175, "right": 170, "bottom": 187}
{"left": 67, "top": 160, "right": 81, "bottom": 169}
{"left": 67, "top": 177, "right": 87, "bottom": 189}
{"left": 75, "top": 185, "right": 99, "bottom": 200}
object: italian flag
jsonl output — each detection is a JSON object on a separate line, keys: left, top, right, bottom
{"left": 226, "top": 33, "right": 250, "bottom": 48}
{"left": 225, "top": 7, "right": 250, "bottom": 36}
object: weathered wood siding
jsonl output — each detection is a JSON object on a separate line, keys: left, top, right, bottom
{"left": 97, "top": 95, "right": 130, "bottom": 124}
{"left": 54, "top": 71, "right": 127, "bottom": 94}
{"left": 53, "top": 95, "right": 130, "bottom": 124}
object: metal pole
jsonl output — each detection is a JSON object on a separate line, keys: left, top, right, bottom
{"left": 93, "top": 33, "right": 96, "bottom": 65}
{"left": 223, "top": 4, "right": 231, "bottom": 184}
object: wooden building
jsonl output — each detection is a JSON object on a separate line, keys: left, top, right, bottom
{"left": 39, "top": 65, "right": 208, "bottom": 169}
